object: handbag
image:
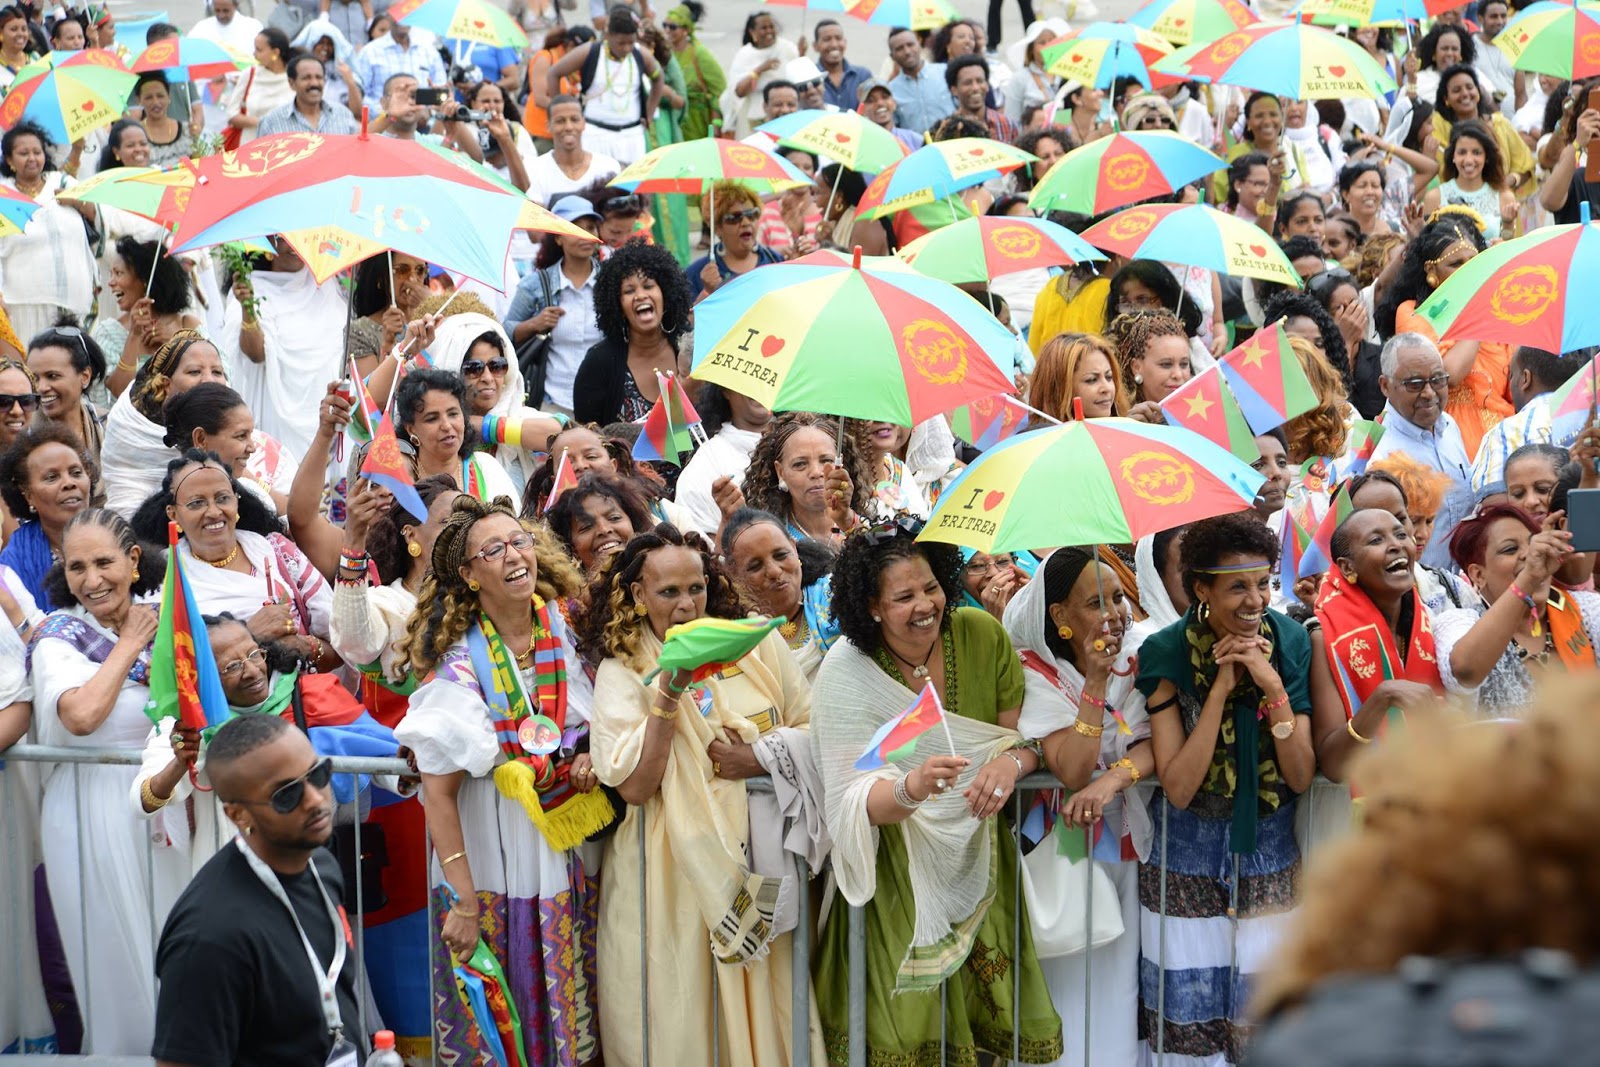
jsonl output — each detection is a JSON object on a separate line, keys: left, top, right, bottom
{"left": 1020, "top": 801, "right": 1125, "bottom": 959}
{"left": 514, "top": 267, "right": 554, "bottom": 407}
{"left": 220, "top": 67, "right": 255, "bottom": 152}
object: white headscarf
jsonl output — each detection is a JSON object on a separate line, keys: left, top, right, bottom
{"left": 429, "top": 312, "right": 546, "bottom": 492}
{"left": 292, "top": 17, "right": 354, "bottom": 65}
{"left": 1134, "top": 533, "right": 1182, "bottom": 630}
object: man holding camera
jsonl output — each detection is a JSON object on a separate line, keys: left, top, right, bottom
{"left": 258, "top": 54, "right": 359, "bottom": 136}
{"left": 373, "top": 72, "right": 485, "bottom": 162}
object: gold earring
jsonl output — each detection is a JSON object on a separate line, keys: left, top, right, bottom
{"left": 131, "top": 567, "right": 139, "bottom": 581}
{"left": 634, "top": 602, "right": 649, "bottom": 617}
{"left": 1057, "top": 624, "right": 1073, "bottom": 640}
{"left": 408, "top": 541, "right": 422, "bottom": 558}
{"left": 241, "top": 824, "right": 254, "bottom": 836}
{"left": 468, "top": 579, "right": 480, "bottom": 591}
{"left": 1197, "top": 600, "right": 1211, "bottom": 622}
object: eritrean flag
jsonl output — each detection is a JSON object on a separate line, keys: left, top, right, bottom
{"left": 1218, "top": 322, "right": 1320, "bottom": 435}
{"left": 950, "top": 392, "right": 1029, "bottom": 452}
{"left": 1280, "top": 508, "right": 1313, "bottom": 598}
{"left": 633, "top": 372, "right": 704, "bottom": 466}
{"left": 362, "top": 394, "right": 428, "bottom": 523}
{"left": 346, "top": 351, "right": 382, "bottom": 445}
{"left": 652, "top": 616, "right": 786, "bottom": 684}
{"left": 1159, "top": 365, "right": 1258, "bottom": 461}
{"left": 543, "top": 450, "right": 577, "bottom": 513}
{"left": 144, "top": 522, "right": 230, "bottom": 732}
{"left": 1337, "top": 420, "right": 1386, "bottom": 479}
{"left": 855, "top": 683, "right": 949, "bottom": 771}
{"left": 1298, "top": 483, "right": 1355, "bottom": 579}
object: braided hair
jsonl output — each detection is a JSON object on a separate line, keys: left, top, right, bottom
{"left": 129, "top": 330, "right": 218, "bottom": 422}
{"left": 43, "top": 508, "right": 165, "bottom": 608}
{"left": 1105, "top": 310, "right": 1188, "bottom": 402}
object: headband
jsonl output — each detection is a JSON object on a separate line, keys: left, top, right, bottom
{"left": 1424, "top": 235, "right": 1477, "bottom": 274}
{"left": 1196, "top": 560, "right": 1271, "bottom": 575}
{"left": 171, "top": 460, "right": 230, "bottom": 500}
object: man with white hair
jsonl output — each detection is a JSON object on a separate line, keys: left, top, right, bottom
{"left": 1369, "top": 332, "right": 1474, "bottom": 564}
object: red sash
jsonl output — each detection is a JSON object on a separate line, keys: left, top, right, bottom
{"left": 1314, "top": 566, "right": 1443, "bottom": 724}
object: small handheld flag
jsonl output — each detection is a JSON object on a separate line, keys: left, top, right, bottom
{"left": 1297, "top": 483, "right": 1355, "bottom": 579}
{"left": 144, "top": 522, "right": 231, "bottom": 732}
{"left": 1279, "top": 508, "right": 1312, "bottom": 598}
{"left": 1218, "top": 323, "right": 1319, "bottom": 435}
{"left": 1333, "top": 419, "right": 1386, "bottom": 479}
{"left": 544, "top": 449, "right": 577, "bottom": 513}
{"left": 1159, "top": 366, "right": 1260, "bottom": 461}
{"left": 345, "top": 351, "right": 382, "bottom": 446}
{"left": 951, "top": 393, "right": 1029, "bottom": 451}
{"left": 854, "top": 683, "right": 955, "bottom": 771}
{"left": 361, "top": 395, "right": 428, "bottom": 523}
{"left": 633, "top": 371, "right": 704, "bottom": 466}
{"left": 647, "top": 616, "right": 786, "bottom": 684}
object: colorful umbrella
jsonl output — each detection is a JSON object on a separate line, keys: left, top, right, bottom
{"left": 0, "top": 50, "right": 138, "bottom": 143}
{"left": 1290, "top": 0, "right": 1430, "bottom": 27}
{"left": 690, "top": 248, "right": 1018, "bottom": 426}
{"left": 1042, "top": 22, "right": 1178, "bottom": 91}
{"left": 610, "top": 137, "right": 812, "bottom": 195}
{"left": 389, "top": 0, "right": 530, "bottom": 49}
{"left": 919, "top": 417, "right": 1265, "bottom": 553}
{"left": 1412, "top": 219, "right": 1593, "bottom": 351}
{"left": 757, "top": 108, "right": 910, "bottom": 173}
{"left": 897, "top": 215, "right": 1105, "bottom": 283}
{"left": 59, "top": 164, "right": 190, "bottom": 229}
{"left": 1028, "top": 130, "right": 1226, "bottom": 215}
{"left": 1495, "top": 1, "right": 1600, "bottom": 80}
{"left": 1156, "top": 20, "right": 1398, "bottom": 100}
{"left": 842, "top": 0, "right": 960, "bottom": 31}
{"left": 0, "top": 184, "right": 41, "bottom": 236}
{"left": 1080, "top": 202, "right": 1304, "bottom": 286}
{"left": 856, "top": 137, "right": 1037, "bottom": 220}
{"left": 1126, "top": 0, "right": 1258, "bottom": 46}
{"left": 132, "top": 36, "right": 254, "bottom": 80}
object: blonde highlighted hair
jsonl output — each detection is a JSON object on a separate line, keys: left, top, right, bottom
{"left": 1028, "top": 332, "right": 1128, "bottom": 420}
{"left": 1283, "top": 335, "right": 1349, "bottom": 462}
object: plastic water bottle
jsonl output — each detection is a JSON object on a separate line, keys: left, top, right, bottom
{"left": 366, "top": 1030, "right": 404, "bottom": 1066}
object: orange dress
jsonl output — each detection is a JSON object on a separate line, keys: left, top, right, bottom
{"left": 1396, "top": 300, "right": 1512, "bottom": 461}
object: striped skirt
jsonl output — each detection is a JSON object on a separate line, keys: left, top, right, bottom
{"left": 1136, "top": 796, "right": 1299, "bottom": 1067}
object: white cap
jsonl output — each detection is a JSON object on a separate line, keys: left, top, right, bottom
{"left": 784, "top": 56, "right": 825, "bottom": 86}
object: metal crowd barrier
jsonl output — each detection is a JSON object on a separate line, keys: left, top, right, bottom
{"left": 0, "top": 745, "right": 1345, "bottom": 1066}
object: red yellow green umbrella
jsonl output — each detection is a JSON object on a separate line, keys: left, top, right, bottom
{"left": 1495, "top": 1, "right": 1600, "bottom": 80}
{"left": 133, "top": 36, "right": 253, "bottom": 80}
{"left": 1080, "top": 202, "right": 1303, "bottom": 286}
{"left": 1029, "top": 130, "right": 1226, "bottom": 215}
{"left": 611, "top": 137, "right": 812, "bottom": 196}
{"left": 389, "top": 0, "right": 529, "bottom": 49}
{"left": 1291, "top": 0, "right": 1429, "bottom": 27}
{"left": 60, "top": 164, "right": 191, "bottom": 229}
{"left": 843, "top": 0, "right": 959, "bottom": 31}
{"left": 0, "top": 184, "right": 40, "bottom": 236}
{"left": 856, "top": 138, "right": 1037, "bottom": 220}
{"left": 1126, "top": 0, "right": 1258, "bottom": 46}
{"left": 0, "top": 49, "right": 138, "bottom": 144}
{"left": 1042, "top": 22, "right": 1177, "bottom": 90}
{"left": 689, "top": 248, "right": 1018, "bottom": 426}
{"left": 897, "top": 215, "right": 1105, "bottom": 283}
{"left": 1156, "top": 20, "right": 1397, "bottom": 99}
{"left": 919, "top": 417, "right": 1265, "bottom": 553}
{"left": 757, "top": 108, "right": 909, "bottom": 174}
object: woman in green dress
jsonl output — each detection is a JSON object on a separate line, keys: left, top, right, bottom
{"left": 640, "top": 22, "right": 691, "bottom": 264}
{"left": 664, "top": 3, "right": 724, "bottom": 143}
{"left": 811, "top": 518, "right": 1064, "bottom": 1067}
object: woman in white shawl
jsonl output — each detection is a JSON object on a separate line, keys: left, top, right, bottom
{"left": 428, "top": 312, "right": 564, "bottom": 496}
{"left": 1134, "top": 525, "right": 1188, "bottom": 630}
{"left": 809, "top": 523, "right": 1063, "bottom": 1064}
{"left": 1002, "top": 546, "right": 1156, "bottom": 1067}
{"left": 720, "top": 11, "right": 799, "bottom": 140}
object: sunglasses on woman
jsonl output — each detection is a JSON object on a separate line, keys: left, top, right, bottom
{"left": 234, "top": 757, "right": 334, "bottom": 815}
{"left": 461, "top": 356, "right": 509, "bottom": 376}
{"left": 0, "top": 392, "right": 41, "bottom": 412}
{"left": 719, "top": 207, "right": 761, "bottom": 225}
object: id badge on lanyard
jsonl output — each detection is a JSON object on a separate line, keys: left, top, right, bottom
{"left": 234, "top": 838, "right": 355, "bottom": 1064}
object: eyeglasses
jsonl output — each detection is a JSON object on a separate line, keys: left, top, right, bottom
{"left": 964, "top": 553, "right": 1016, "bottom": 576}
{"left": 217, "top": 646, "right": 267, "bottom": 679}
{"left": 234, "top": 757, "right": 334, "bottom": 815}
{"left": 602, "top": 194, "right": 642, "bottom": 213}
{"left": 859, "top": 514, "right": 925, "bottom": 545}
{"left": 180, "top": 490, "right": 237, "bottom": 513}
{"left": 469, "top": 531, "right": 535, "bottom": 564}
{"left": 1396, "top": 373, "right": 1451, "bottom": 395}
{"left": 0, "top": 392, "right": 40, "bottom": 412}
{"left": 719, "top": 207, "right": 761, "bottom": 225}
{"left": 391, "top": 262, "right": 427, "bottom": 279}
{"left": 663, "top": 21, "right": 684, "bottom": 30}
{"left": 461, "top": 356, "right": 508, "bottom": 377}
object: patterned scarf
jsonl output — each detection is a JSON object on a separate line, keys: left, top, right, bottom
{"left": 28, "top": 612, "right": 152, "bottom": 683}
{"left": 1546, "top": 588, "right": 1597, "bottom": 672}
{"left": 1315, "top": 566, "right": 1441, "bottom": 728}
{"left": 1184, "top": 608, "right": 1283, "bottom": 854}
{"left": 467, "top": 596, "right": 614, "bottom": 851}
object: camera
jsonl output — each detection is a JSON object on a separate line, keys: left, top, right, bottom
{"left": 449, "top": 62, "right": 484, "bottom": 87}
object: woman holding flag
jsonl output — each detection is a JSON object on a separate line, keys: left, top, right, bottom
{"left": 28, "top": 508, "right": 175, "bottom": 1055}
{"left": 393, "top": 494, "right": 604, "bottom": 1066}
{"left": 809, "top": 520, "right": 1063, "bottom": 1065}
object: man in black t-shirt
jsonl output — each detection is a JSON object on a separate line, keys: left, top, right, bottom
{"left": 1539, "top": 83, "right": 1600, "bottom": 225}
{"left": 152, "top": 715, "right": 364, "bottom": 1067}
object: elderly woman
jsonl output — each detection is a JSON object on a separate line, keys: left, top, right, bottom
{"left": 810, "top": 519, "right": 1062, "bottom": 1064}
{"left": 1003, "top": 546, "right": 1155, "bottom": 1067}
{"left": 0, "top": 122, "right": 98, "bottom": 339}
{"left": 573, "top": 242, "right": 693, "bottom": 427}
{"left": 740, "top": 411, "right": 870, "bottom": 545}
{"left": 130, "top": 449, "right": 340, "bottom": 672}
{"left": 0, "top": 423, "right": 94, "bottom": 609}
{"left": 394, "top": 495, "right": 603, "bottom": 1064}
{"left": 1436, "top": 504, "right": 1597, "bottom": 718}
{"left": 579, "top": 523, "right": 819, "bottom": 1065}
{"left": 688, "top": 180, "right": 786, "bottom": 301}
{"left": 719, "top": 506, "right": 838, "bottom": 680}
{"left": 29, "top": 509, "right": 175, "bottom": 1054}
{"left": 27, "top": 322, "right": 108, "bottom": 466}
{"left": 394, "top": 368, "right": 519, "bottom": 505}
{"left": 1135, "top": 512, "right": 1315, "bottom": 1065}
{"left": 546, "top": 470, "right": 651, "bottom": 578}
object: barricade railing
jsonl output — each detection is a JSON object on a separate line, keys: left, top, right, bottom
{"left": 0, "top": 745, "right": 1344, "bottom": 1066}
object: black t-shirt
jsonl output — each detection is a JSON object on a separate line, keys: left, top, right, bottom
{"left": 153, "top": 844, "right": 363, "bottom": 1067}
{"left": 1553, "top": 172, "right": 1600, "bottom": 225}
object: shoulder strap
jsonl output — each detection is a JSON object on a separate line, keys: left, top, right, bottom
{"left": 579, "top": 43, "right": 600, "bottom": 96}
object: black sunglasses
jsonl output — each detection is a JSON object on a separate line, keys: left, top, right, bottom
{"left": 461, "top": 356, "right": 509, "bottom": 376}
{"left": 0, "top": 392, "right": 40, "bottom": 412}
{"left": 602, "top": 193, "right": 643, "bottom": 213}
{"left": 236, "top": 757, "right": 334, "bottom": 814}
{"left": 719, "top": 207, "right": 761, "bottom": 225}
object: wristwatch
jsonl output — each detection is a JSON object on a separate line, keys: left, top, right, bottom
{"left": 1270, "top": 717, "right": 1296, "bottom": 740}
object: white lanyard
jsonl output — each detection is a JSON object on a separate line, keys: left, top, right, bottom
{"left": 234, "top": 837, "right": 348, "bottom": 1043}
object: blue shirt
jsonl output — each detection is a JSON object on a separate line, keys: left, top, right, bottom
{"left": 889, "top": 62, "right": 953, "bottom": 135}
{"left": 687, "top": 246, "right": 784, "bottom": 302}
{"left": 352, "top": 33, "right": 450, "bottom": 101}
{"left": 444, "top": 40, "right": 520, "bottom": 93}
{"left": 1370, "top": 402, "right": 1474, "bottom": 568}
{"left": 821, "top": 61, "right": 872, "bottom": 112}
{"left": 256, "top": 100, "right": 360, "bottom": 136}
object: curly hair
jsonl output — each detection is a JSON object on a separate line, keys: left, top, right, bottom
{"left": 42, "top": 508, "right": 165, "bottom": 609}
{"left": 1375, "top": 218, "right": 1486, "bottom": 340}
{"left": 0, "top": 421, "right": 97, "bottom": 519}
{"left": 572, "top": 522, "right": 745, "bottom": 670}
{"left": 394, "top": 368, "right": 470, "bottom": 458}
{"left": 1105, "top": 310, "right": 1188, "bottom": 401}
{"left": 1030, "top": 332, "right": 1128, "bottom": 420}
{"left": 1179, "top": 512, "right": 1280, "bottom": 601}
{"left": 414, "top": 289, "right": 495, "bottom": 321}
{"left": 1434, "top": 62, "right": 1491, "bottom": 120}
{"left": 395, "top": 494, "right": 585, "bottom": 675}
{"left": 1282, "top": 336, "right": 1350, "bottom": 463}
{"left": 129, "top": 448, "right": 282, "bottom": 543}
{"left": 592, "top": 241, "right": 692, "bottom": 348}
{"left": 368, "top": 473, "right": 460, "bottom": 586}
{"left": 928, "top": 115, "right": 989, "bottom": 143}
{"left": 1254, "top": 678, "right": 1600, "bottom": 1016}
{"left": 1015, "top": 127, "right": 1070, "bottom": 190}
{"left": 113, "top": 236, "right": 190, "bottom": 317}
{"left": 1418, "top": 23, "right": 1476, "bottom": 71}
{"left": 1263, "top": 290, "right": 1351, "bottom": 386}
{"left": 161, "top": 382, "right": 249, "bottom": 450}
{"left": 520, "top": 423, "right": 659, "bottom": 516}
{"left": 829, "top": 524, "right": 964, "bottom": 652}
{"left": 740, "top": 411, "right": 874, "bottom": 527}
{"left": 1371, "top": 453, "right": 1454, "bottom": 519}
{"left": 544, "top": 471, "right": 654, "bottom": 563}
{"left": 129, "top": 330, "right": 219, "bottom": 422}
{"left": 1354, "top": 231, "right": 1405, "bottom": 288}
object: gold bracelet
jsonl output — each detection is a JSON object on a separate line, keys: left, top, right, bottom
{"left": 440, "top": 850, "right": 468, "bottom": 867}
{"left": 116, "top": 356, "right": 138, "bottom": 373}
{"left": 449, "top": 903, "right": 479, "bottom": 920}
{"left": 1073, "top": 719, "right": 1105, "bottom": 739}
{"left": 649, "top": 701, "right": 678, "bottom": 720}
{"left": 140, "top": 778, "right": 169, "bottom": 811}
{"left": 1346, "top": 717, "right": 1374, "bottom": 745}
{"left": 1113, "top": 756, "right": 1141, "bottom": 784}
{"left": 241, "top": 319, "right": 261, "bottom": 332}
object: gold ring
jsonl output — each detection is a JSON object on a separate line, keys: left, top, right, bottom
{"left": 173, "top": 736, "right": 183, "bottom": 749}
{"left": 284, "top": 620, "right": 293, "bottom": 635}
{"left": 712, "top": 761, "right": 721, "bottom": 775}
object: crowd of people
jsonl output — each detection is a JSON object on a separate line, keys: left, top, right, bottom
{"left": 0, "top": 0, "right": 1595, "bottom": 1063}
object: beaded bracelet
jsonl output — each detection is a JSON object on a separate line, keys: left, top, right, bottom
{"left": 1079, "top": 691, "right": 1107, "bottom": 710}
{"left": 1262, "top": 693, "right": 1290, "bottom": 714}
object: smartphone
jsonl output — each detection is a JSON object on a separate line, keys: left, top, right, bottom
{"left": 413, "top": 87, "right": 447, "bottom": 106}
{"left": 1568, "top": 488, "right": 1600, "bottom": 552}
{"left": 1587, "top": 87, "right": 1600, "bottom": 182}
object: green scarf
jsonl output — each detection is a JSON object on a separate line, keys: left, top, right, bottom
{"left": 1184, "top": 610, "right": 1285, "bottom": 854}
{"left": 236, "top": 671, "right": 298, "bottom": 717}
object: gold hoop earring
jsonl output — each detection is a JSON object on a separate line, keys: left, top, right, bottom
{"left": 634, "top": 602, "right": 649, "bottom": 617}
{"left": 408, "top": 541, "right": 423, "bottom": 558}
{"left": 468, "top": 579, "right": 480, "bottom": 591}
{"left": 1057, "top": 624, "right": 1073, "bottom": 640}
{"left": 1197, "top": 600, "right": 1211, "bottom": 623}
